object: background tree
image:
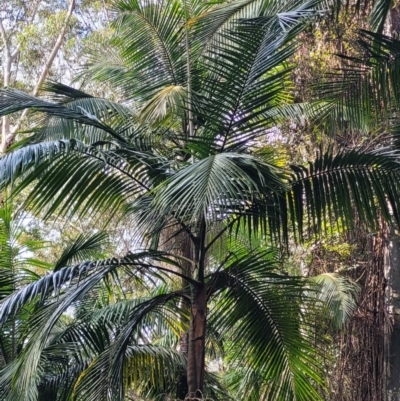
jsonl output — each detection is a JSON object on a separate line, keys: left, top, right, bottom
{"left": 0, "top": 0, "right": 112, "bottom": 152}
{"left": 289, "top": 1, "right": 400, "bottom": 397}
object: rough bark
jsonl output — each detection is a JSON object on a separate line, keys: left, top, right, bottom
{"left": 383, "top": 6, "right": 400, "bottom": 399}
{"left": 318, "top": 228, "right": 388, "bottom": 401}
{"left": 385, "top": 228, "right": 400, "bottom": 401}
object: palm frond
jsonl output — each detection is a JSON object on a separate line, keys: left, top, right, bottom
{"left": 34, "top": 82, "right": 136, "bottom": 144}
{"left": 153, "top": 152, "right": 287, "bottom": 223}
{"left": 1, "top": 276, "right": 115, "bottom": 401}
{"left": 97, "top": 0, "right": 187, "bottom": 101}
{"left": 208, "top": 249, "right": 324, "bottom": 401}
{"left": 310, "top": 273, "right": 359, "bottom": 328}
{"left": 35, "top": 293, "right": 185, "bottom": 400}
{"left": 0, "top": 251, "right": 177, "bottom": 326}
{"left": 72, "top": 292, "right": 184, "bottom": 401}
{"left": 287, "top": 149, "right": 400, "bottom": 240}
{"left": 0, "top": 88, "right": 127, "bottom": 143}
{"left": 370, "top": 0, "right": 392, "bottom": 33}
{"left": 0, "top": 139, "right": 168, "bottom": 219}
{"left": 192, "top": 0, "right": 320, "bottom": 52}
{"left": 42, "top": 82, "right": 132, "bottom": 118}
{"left": 0, "top": 249, "right": 188, "bottom": 401}
{"left": 139, "top": 85, "right": 187, "bottom": 124}
{"left": 196, "top": 0, "right": 320, "bottom": 153}
{"left": 54, "top": 232, "right": 109, "bottom": 271}
{"left": 313, "top": 30, "right": 400, "bottom": 135}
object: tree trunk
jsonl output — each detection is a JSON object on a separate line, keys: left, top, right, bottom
{"left": 158, "top": 220, "right": 197, "bottom": 400}
{"left": 187, "top": 283, "right": 207, "bottom": 398}
{"left": 385, "top": 228, "right": 400, "bottom": 401}
{"left": 383, "top": 7, "right": 400, "bottom": 399}
{"left": 324, "top": 228, "right": 387, "bottom": 401}
{"left": 161, "top": 218, "right": 207, "bottom": 400}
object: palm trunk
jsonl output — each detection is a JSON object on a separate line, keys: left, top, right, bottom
{"left": 187, "top": 283, "right": 207, "bottom": 398}
{"left": 180, "top": 9, "right": 205, "bottom": 395}
{"left": 158, "top": 221, "right": 198, "bottom": 400}
{"left": 187, "top": 219, "right": 207, "bottom": 399}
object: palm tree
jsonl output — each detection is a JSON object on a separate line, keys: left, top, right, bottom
{"left": 1, "top": 0, "right": 400, "bottom": 399}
